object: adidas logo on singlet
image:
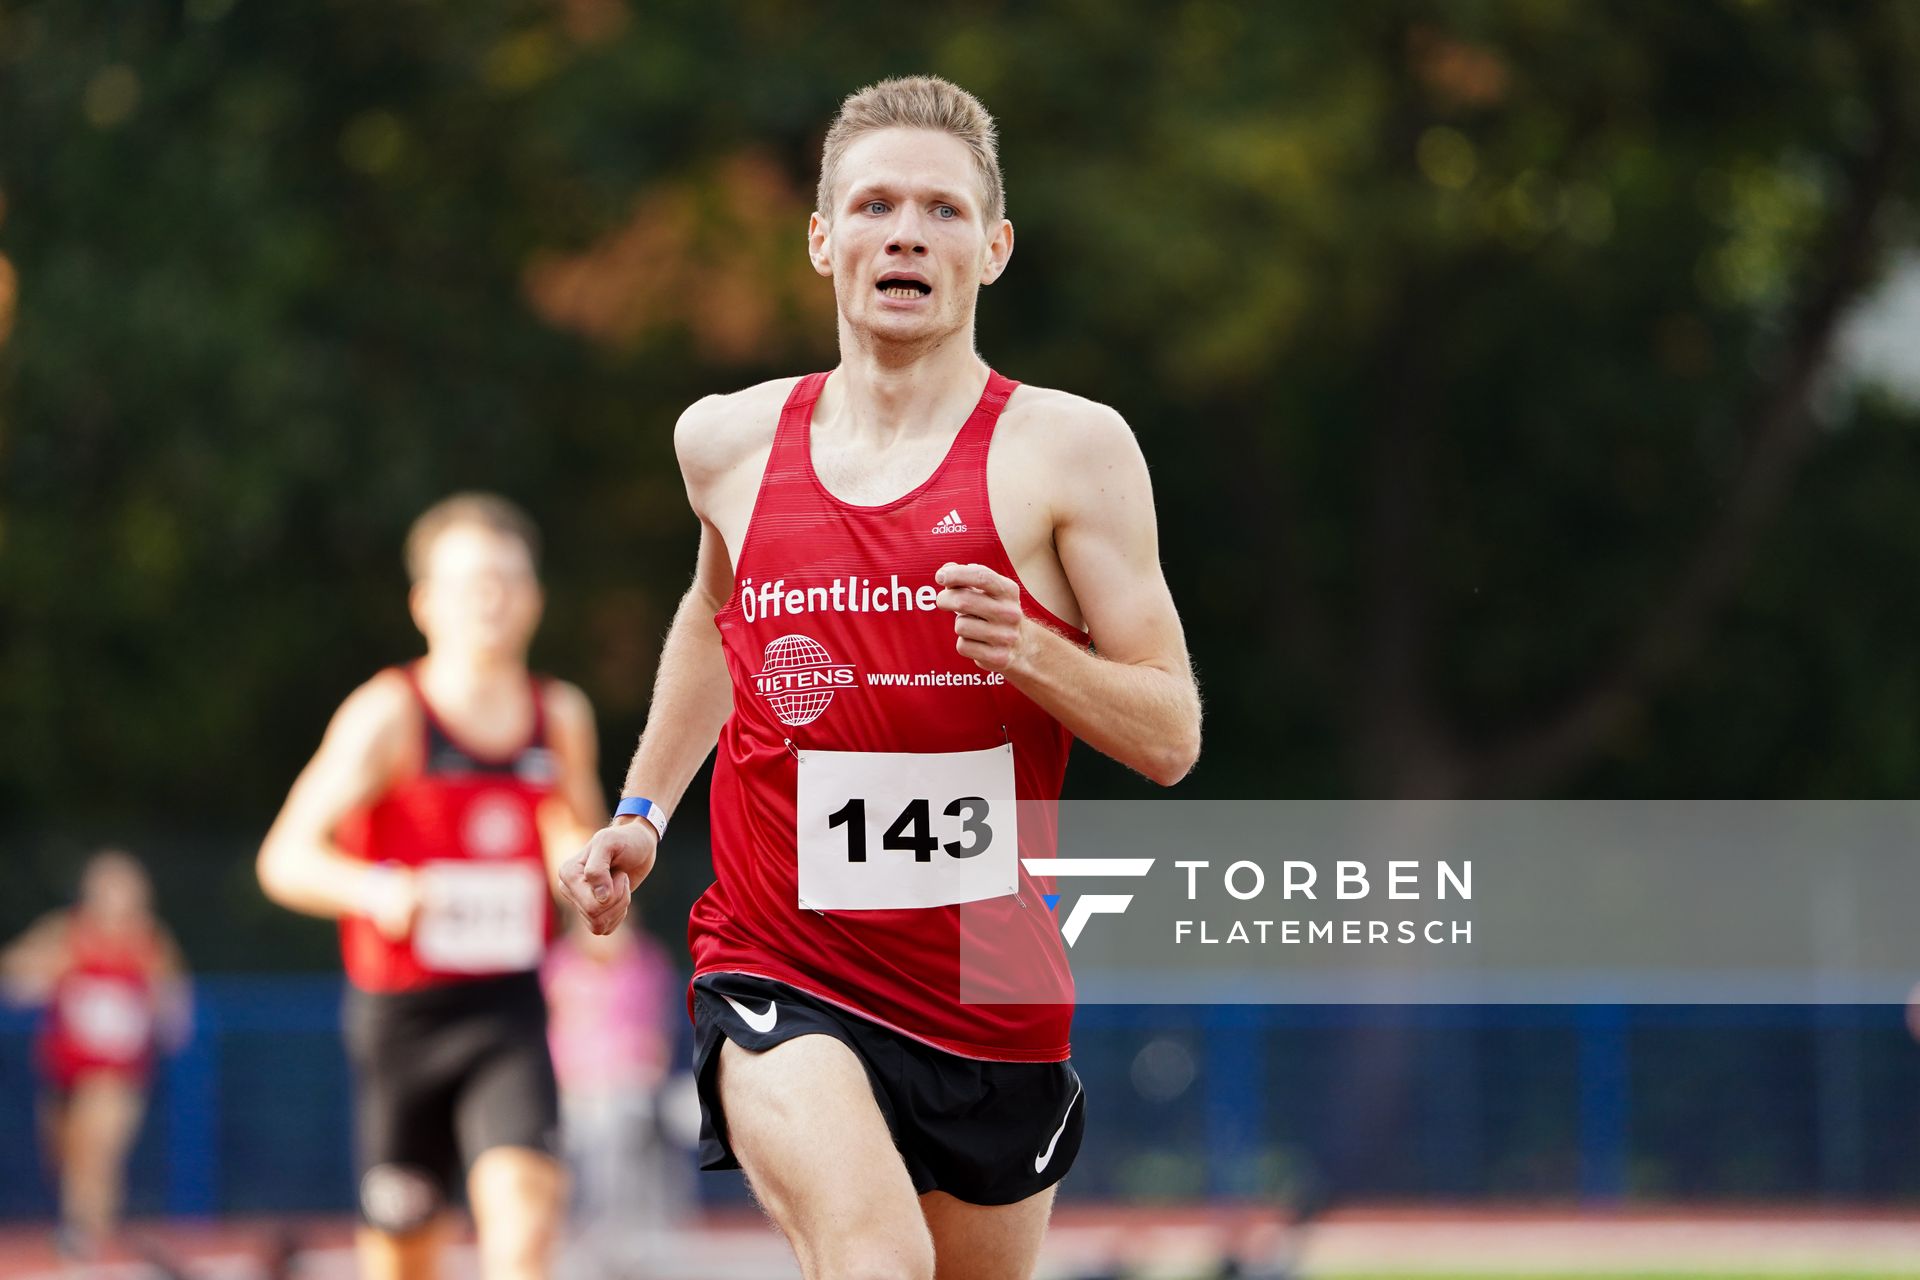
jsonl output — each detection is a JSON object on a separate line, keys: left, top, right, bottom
{"left": 930, "top": 509, "right": 968, "bottom": 534}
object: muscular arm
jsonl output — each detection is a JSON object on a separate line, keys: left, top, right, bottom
{"left": 615, "top": 518, "right": 738, "bottom": 812}
{"left": 560, "top": 394, "right": 750, "bottom": 933}
{"left": 939, "top": 401, "right": 1201, "bottom": 786}
{"left": 256, "top": 672, "right": 416, "bottom": 927}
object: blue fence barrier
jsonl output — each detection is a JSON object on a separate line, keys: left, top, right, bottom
{"left": 3, "top": 981, "right": 1917, "bottom": 1218}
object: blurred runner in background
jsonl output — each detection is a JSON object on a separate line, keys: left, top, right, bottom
{"left": 0, "top": 849, "right": 191, "bottom": 1258}
{"left": 257, "top": 493, "right": 605, "bottom": 1280}
{"left": 541, "top": 913, "right": 691, "bottom": 1273}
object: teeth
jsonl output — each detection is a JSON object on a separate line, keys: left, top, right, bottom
{"left": 882, "top": 285, "right": 923, "bottom": 298}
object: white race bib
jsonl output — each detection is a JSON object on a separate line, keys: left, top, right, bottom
{"left": 412, "top": 861, "right": 548, "bottom": 972}
{"left": 796, "top": 743, "right": 1018, "bottom": 911}
{"left": 61, "top": 978, "right": 151, "bottom": 1059}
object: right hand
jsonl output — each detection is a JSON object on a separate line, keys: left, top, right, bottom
{"left": 559, "top": 818, "right": 659, "bottom": 935}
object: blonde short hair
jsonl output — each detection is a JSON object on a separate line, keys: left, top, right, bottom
{"left": 817, "top": 75, "right": 1005, "bottom": 224}
{"left": 404, "top": 492, "right": 541, "bottom": 583}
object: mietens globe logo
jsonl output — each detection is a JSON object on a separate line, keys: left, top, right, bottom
{"left": 754, "top": 634, "right": 856, "bottom": 727}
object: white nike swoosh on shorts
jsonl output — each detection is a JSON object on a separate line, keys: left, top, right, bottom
{"left": 722, "top": 992, "right": 779, "bottom": 1034}
{"left": 1034, "top": 1080, "right": 1082, "bottom": 1174}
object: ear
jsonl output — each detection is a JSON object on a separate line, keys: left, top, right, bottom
{"left": 980, "top": 217, "right": 1014, "bottom": 286}
{"left": 807, "top": 211, "right": 833, "bottom": 278}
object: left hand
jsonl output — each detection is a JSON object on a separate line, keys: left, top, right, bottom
{"left": 936, "top": 562, "right": 1028, "bottom": 674}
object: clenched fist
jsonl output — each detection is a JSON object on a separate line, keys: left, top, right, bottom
{"left": 935, "top": 562, "right": 1029, "bottom": 674}
{"left": 558, "top": 818, "right": 658, "bottom": 935}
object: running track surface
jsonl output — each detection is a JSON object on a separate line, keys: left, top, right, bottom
{"left": 8, "top": 1205, "right": 1920, "bottom": 1278}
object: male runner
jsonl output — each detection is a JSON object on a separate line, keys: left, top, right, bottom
{"left": 2, "top": 850, "right": 189, "bottom": 1256}
{"left": 258, "top": 494, "right": 604, "bottom": 1280}
{"left": 561, "top": 77, "right": 1200, "bottom": 1279}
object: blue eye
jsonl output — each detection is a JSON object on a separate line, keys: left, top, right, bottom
{"left": 865, "top": 200, "right": 888, "bottom": 215}
{"left": 935, "top": 205, "right": 957, "bottom": 219}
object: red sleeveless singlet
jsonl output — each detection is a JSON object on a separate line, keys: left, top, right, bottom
{"left": 336, "top": 665, "right": 559, "bottom": 993}
{"left": 691, "top": 370, "right": 1081, "bottom": 1062}
{"left": 39, "top": 920, "right": 162, "bottom": 1088}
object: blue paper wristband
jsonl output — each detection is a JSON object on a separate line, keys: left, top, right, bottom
{"left": 614, "top": 796, "right": 668, "bottom": 839}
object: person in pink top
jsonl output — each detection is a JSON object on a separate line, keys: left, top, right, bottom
{"left": 541, "top": 915, "right": 690, "bottom": 1264}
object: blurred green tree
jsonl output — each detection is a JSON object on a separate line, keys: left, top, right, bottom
{"left": 2, "top": 1, "right": 1919, "bottom": 955}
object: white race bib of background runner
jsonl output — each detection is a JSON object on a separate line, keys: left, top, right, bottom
{"left": 61, "top": 978, "right": 152, "bottom": 1059}
{"left": 412, "top": 861, "right": 547, "bottom": 972}
{"left": 796, "top": 743, "right": 1018, "bottom": 911}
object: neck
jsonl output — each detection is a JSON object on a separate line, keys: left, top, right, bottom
{"left": 417, "top": 649, "right": 526, "bottom": 693}
{"left": 825, "top": 320, "right": 990, "bottom": 440}
{"left": 80, "top": 906, "right": 143, "bottom": 933}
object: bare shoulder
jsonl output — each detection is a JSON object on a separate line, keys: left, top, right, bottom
{"left": 673, "top": 375, "right": 808, "bottom": 484}
{"left": 999, "top": 384, "right": 1151, "bottom": 524}
{"left": 999, "top": 383, "right": 1142, "bottom": 466}
{"left": 154, "top": 924, "right": 189, "bottom": 973}
{"left": 541, "top": 678, "right": 597, "bottom": 736}
{"left": 340, "top": 667, "right": 415, "bottom": 726}
{"left": 1, "top": 910, "right": 72, "bottom": 979}
{"left": 322, "top": 668, "right": 418, "bottom": 762}
{"left": 19, "top": 910, "right": 73, "bottom": 949}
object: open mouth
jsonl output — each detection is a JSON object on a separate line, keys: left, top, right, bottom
{"left": 876, "top": 276, "right": 932, "bottom": 300}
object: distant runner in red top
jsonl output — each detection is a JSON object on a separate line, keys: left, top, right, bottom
{"left": 560, "top": 76, "right": 1201, "bottom": 1278}
{"left": 1, "top": 850, "right": 190, "bottom": 1256}
{"left": 258, "top": 494, "right": 605, "bottom": 1280}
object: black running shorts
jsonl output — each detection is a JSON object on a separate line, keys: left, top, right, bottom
{"left": 691, "top": 971, "right": 1084, "bottom": 1207}
{"left": 343, "top": 971, "right": 560, "bottom": 1232}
